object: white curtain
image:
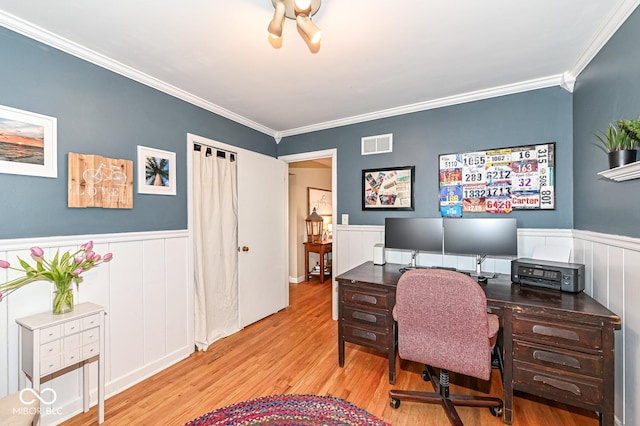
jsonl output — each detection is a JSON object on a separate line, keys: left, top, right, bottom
{"left": 193, "top": 144, "right": 239, "bottom": 351}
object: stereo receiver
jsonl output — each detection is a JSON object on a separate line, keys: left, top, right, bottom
{"left": 511, "top": 258, "right": 585, "bottom": 293}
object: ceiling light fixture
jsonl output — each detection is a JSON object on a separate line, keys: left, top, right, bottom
{"left": 268, "top": 0, "right": 322, "bottom": 45}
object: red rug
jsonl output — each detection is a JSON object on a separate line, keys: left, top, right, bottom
{"left": 184, "top": 394, "right": 391, "bottom": 425}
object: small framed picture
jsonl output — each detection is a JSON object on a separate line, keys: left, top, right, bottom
{"left": 362, "top": 165, "right": 415, "bottom": 210}
{"left": 137, "top": 145, "right": 176, "bottom": 195}
{"left": 0, "top": 104, "right": 57, "bottom": 178}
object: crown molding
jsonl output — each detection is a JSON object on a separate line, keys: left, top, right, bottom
{"left": 3, "top": 2, "right": 639, "bottom": 144}
{"left": 277, "top": 75, "right": 563, "bottom": 138}
{"left": 569, "top": 0, "right": 640, "bottom": 78}
{"left": 0, "top": 11, "right": 277, "bottom": 139}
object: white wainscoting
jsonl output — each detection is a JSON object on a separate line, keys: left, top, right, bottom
{"left": 332, "top": 224, "right": 635, "bottom": 426}
{"left": 0, "top": 230, "right": 192, "bottom": 425}
{"left": 573, "top": 230, "right": 639, "bottom": 426}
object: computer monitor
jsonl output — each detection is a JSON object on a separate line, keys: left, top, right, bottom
{"left": 384, "top": 217, "right": 443, "bottom": 267}
{"left": 443, "top": 217, "right": 518, "bottom": 277}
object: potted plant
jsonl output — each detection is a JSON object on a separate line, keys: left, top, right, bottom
{"left": 596, "top": 121, "right": 638, "bottom": 168}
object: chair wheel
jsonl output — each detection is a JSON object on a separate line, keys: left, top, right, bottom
{"left": 489, "top": 405, "right": 503, "bottom": 417}
{"left": 421, "top": 370, "right": 429, "bottom": 381}
{"left": 390, "top": 398, "right": 401, "bottom": 409}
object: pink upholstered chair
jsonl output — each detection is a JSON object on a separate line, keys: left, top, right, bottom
{"left": 389, "top": 268, "right": 503, "bottom": 425}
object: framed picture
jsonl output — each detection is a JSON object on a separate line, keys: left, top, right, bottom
{"left": 0, "top": 104, "right": 57, "bottom": 178}
{"left": 438, "top": 142, "right": 556, "bottom": 216}
{"left": 308, "top": 187, "right": 332, "bottom": 216}
{"left": 137, "top": 145, "right": 176, "bottom": 195}
{"left": 362, "top": 165, "right": 415, "bottom": 210}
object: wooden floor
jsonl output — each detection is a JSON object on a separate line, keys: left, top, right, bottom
{"left": 63, "top": 279, "right": 600, "bottom": 426}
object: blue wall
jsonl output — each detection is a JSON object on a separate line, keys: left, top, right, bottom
{"left": 0, "top": 27, "right": 276, "bottom": 239}
{"left": 573, "top": 7, "right": 640, "bottom": 238}
{"left": 278, "top": 88, "right": 574, "bottom": 229}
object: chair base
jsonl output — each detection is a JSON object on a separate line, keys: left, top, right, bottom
{"left": 389, "top": 365, "right": 503, "bottom": 426}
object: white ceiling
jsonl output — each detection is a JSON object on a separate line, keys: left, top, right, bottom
{"left": 0, "top": 1, "right": 638, "bottom": 141}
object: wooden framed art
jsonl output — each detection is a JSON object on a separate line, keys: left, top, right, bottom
{"left": 0, "top": 104, "right": 57, "bottom": 178}
{"left": 137, "top": 145, "right": 176, "bottom": 195}
{"left": 362, "top": 165, "right": 415, "bottom": 210}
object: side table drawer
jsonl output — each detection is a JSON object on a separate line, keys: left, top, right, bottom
{"left": 343, "top": 287, "right": 391, "bottom": 309}
{"left": 513, "top": 361, "right": 603, "bottom": 406}
{"left": 64, "top": 348, "right": 82, "bottom": 366}
{"left": 513, "top": 340, "right": 603, "bottom": 376}
{"left": 82, "top": 328, "right": 100, "bottom": 344}
{"left": 82, "top": 314, "right": 101, "bottom": 329}
{"left": 40, "top": 340, "right": 61, "bottom": 359}
{"left": 41, "top": 355, "right": 62, "bottom": 375}
{"left": 40, "top": 325, "right": 62, "bottom": 344}
{"left": 343, "top": 324, "right": 390, "bottom": 350}
{"left": 83, "top": 342, "right": 100, "bottom": 359}
{"left": 64, "top": 319, "right": 81, "bottom": 336}
{"left": 343, "top": 306, "right": 391, "bottom": 330}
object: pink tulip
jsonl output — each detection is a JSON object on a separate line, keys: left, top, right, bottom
{"left": 72, "top": 267, "right": 83, "bottom": 276}
{"left": 75, "top": 256, "right": 84, "bottom": 264}
{"left": 0, "top": 260, "right": 10, "bottom": 268}
{"left": 85, "top": 251, "right": 95, "bottom": 260}
{"left": 30, "top": 247, "right": 44, "bottom": 258}
{"left": 93, "top": 254, "right": 101, "bottom": 262}
{"left": 81, "top": 241, "right": 94, "bottom": 251}
{"left": 103, "top": 253, "right": 113, "bottom": 262}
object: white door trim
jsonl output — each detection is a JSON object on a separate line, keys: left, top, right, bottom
{"left": 279, "top": 149, "right": 338, "bottom": 320}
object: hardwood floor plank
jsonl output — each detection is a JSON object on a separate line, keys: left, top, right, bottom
{"left": 62, "top": 280, "right": 599, "bottom": 426}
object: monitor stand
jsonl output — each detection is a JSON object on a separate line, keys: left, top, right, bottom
{"left": 471, "top": 255, "right": 497, "bottom": 280}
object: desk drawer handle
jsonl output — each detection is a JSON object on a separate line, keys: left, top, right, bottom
{"left": 533, "top": 375, "right": 581, "bottom": 396}
{"left": 351, "top": 294, "right": 377, "bottom": 305}
{"left": 352, "top": 329, "right": 377, "bottom": 341}
{"left": 533, "top": 350, "right": 581, "bottom": 369}
{"left": 532, "top": 325, "right": 579, "bottom": 341}
{"left": 351, "top": 311, "right": 377, "bottom": 323}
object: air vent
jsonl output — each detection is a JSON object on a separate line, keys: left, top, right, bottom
{"left": 361, "top": 133, "right": 393, "bottom": 155}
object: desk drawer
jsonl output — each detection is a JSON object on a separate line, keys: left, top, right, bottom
{"left": 513, "top": 314, "right": 602, "bottom": 351}
{"left": 513, "top": 361, "right": 603, "bottom": 406}
{"left": 343, "top": 306, "right": 392, "bottom": 330}
{"left": 342, "top": 287, "right": 391, "bottom": 309}
{"left": 343, "top": 324, "right": 390, "bottom": 350}
{"left": 513, "top": 340, "right": 603, "bottom": 376}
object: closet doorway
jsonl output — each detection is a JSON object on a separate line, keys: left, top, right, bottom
{"left": 187, "top": 133, "right": 289, "bottom": 350}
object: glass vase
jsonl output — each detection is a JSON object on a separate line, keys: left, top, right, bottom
{"left": 53, "top": 288, "right": 74, "bottom": 314}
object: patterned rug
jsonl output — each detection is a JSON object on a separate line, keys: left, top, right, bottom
{"left": 184, "top": 394, "right": 391, "bottom": 426}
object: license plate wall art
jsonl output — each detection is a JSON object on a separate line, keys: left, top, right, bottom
{"left": 439, "top": 143, "right": 555, "bottom": 216}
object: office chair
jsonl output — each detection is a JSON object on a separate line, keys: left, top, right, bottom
{"left": 389, "top": 269, "right": 503, "bottom": 425}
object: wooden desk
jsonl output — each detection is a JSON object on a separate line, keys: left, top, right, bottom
{"left": 304, "top": 239, "right": 332, "bottom": 283}
{"left": 335, "top": 262, "right": 621, "bottom": 425}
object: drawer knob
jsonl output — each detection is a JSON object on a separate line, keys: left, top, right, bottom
{"left": 533, "top": 350, "right": 581, "bottom": 369}
{"left": 533, "top": 375, "right": 581, "bottom": 396}
{"left": 532, "top": 325, "right": 579, "bottom": 341}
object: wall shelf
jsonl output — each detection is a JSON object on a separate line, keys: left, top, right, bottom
{"left": 597, "top": 161, "right": 640, "bottom": 181}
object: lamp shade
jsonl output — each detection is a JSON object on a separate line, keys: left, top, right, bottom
{"left": 305, "top": 208, "right": 324, "bottom": 243}
{"left": 296, "top": 14, "right": 322, "bottom": 44}
{"left": 268, "top": 0, "right": 286, "bottom": 38}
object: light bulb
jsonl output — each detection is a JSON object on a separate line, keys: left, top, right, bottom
{"left": 294, "top": 0, "right": 312, "bottom": 11}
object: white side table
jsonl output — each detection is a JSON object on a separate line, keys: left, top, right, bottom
{"left": 16, "top": 302, "right": 106, "bottom": 424}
